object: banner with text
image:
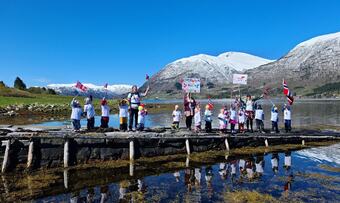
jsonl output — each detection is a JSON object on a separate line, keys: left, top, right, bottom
{"left": 232, "top": 74, "right": 248, "bottom": 85}
{"left": 182, "top": 78, "right": 201, "bottom": 93}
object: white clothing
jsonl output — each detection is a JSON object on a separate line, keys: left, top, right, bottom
{"left": 84, "top": 104, "right": 95, "bottom": 119}
{"left": 138, "top": 111, "right": 147, "bottom": 124}
{"left": 101, "top": 105, "right": 110, "bottom": 117}
{"left": 246, "top": 100, "right": 254, "bottom": 111}
{"left": 172, "top": 110, "right": 182, "bottom": 122}
{"left": 194, "top": 112, "right": 201, "bottom": 125}
{"left": 230, "top": 109, "right": 237, "bottom": 121}
{"left": 71, "top": 107, "right": 82, "bottom": 120}
{"left": 255, "top": 109, "right": 264, "bottom": 120}
{"left": 284, "top": 156, "right": 291, "bottom": 167}
{"left": 271, "top": 111, "right": 278, "bottom": 122}
{"left": 284, "top": 109, "right": 291, "bottom": 120}
{"left": 119, "top": 105, "right": 129, "bottom": 118}
{"left": 218, "top": 113, "right": 227, "bottom": 126}
{"left": 238, "top": 110, "right": 246, "bottom": 123}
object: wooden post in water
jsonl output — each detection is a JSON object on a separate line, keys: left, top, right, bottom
{"left": 64, "top": 139, "right": 69, "bottom": 168}
{"left": 1, "top": 140, "right": 11, "bottom": 173}
{"left": 225, "top": 138, "right": 230, "bottom": 151}
{"left": 265, "top": 139, "right": 269, "bottom": 147}
{"left": 185, "top": 139, "right": 190, "bottom": 155}
{"left": 64, "top": 169, "right": 69, "bottom": 189}
{"left": 129, "top": 140, "right": 135, "bottom": 161}
{"left": 302, "top": 140, "right": 305, "bottom": 146}
{"left": 27, "top": 139, "right": 34, "bottom": 169}
{"left": 129, "top": 161, "right": 134, "bottom": 177}
{"left": 185, "top": 156, "right": 190, "bottom": 168}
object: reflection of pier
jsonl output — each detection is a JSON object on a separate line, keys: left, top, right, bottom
{"left": 0, "top": 126, "right": 339, "bottom": 172}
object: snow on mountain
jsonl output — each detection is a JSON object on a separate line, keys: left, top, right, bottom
{"left": 295, "top": 143, "right": 340, "bottom": 165}
{"left": 156, "top": 51, "right": 272, "bottom": 81}
{"left": 141, "top": 51, "right": 273, "bottom": 97}
{"left": 247, "top": 31, "right": 340, "bottom": 89}
{"left": 47, "top": 83, "right": 132, "bottom": 98}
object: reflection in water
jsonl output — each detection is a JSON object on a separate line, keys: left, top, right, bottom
{"left": 1, "top": 145, "right": 340, "bottom": 202}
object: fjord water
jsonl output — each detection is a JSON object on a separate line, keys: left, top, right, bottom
{"left": 33, "top": 99, "right": 340, "bottom": 129}
{"left": 1, "top": 144, "right": 339, "bottom": 202}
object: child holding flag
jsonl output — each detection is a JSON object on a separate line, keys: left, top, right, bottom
{"left": 119, "top": 99, "right": 129, "bottom": 131}
{"left": 137, "top": 104, "right": 148, "bottom": 131}
{"left": 100, "top": 98, "right": 110, "bottom": 128}
{"left": 172, "top": 105, "right": 182, "bottom": 130}
{"left": 204, "top": 104, "right": 213, "bottom": 133}
{"left": 84, "top": 97, "right": 95, "bottom": 130}
{"left": 283, "top": 104, "right": 292, "bottom": 133}
{"left": 271, "top": 105, "right": 279, "bottom": 133}
{"left": 70, "top": 98, "right": 82, "bottom": 131}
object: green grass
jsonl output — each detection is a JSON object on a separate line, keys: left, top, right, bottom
{"left": 0, "top": 87, "right": 117, "bottom": 107}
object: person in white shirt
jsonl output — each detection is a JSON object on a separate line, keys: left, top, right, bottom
{"left": 229, "top": 105, "right": 237, "bottom": 134}
{"left": 204, "top": 105, "right": 213, "bottom": 133}
{"left": 271, "top": 105, "right": 279, "bottom": 133}
{"left": 194, "top": 105, "right": 201, "bottom": 132}
{"left": 127, "top": 85, "right": 149, "bottom": 131}
{"left": 238, "top": 107, "right": 246, "bottom": 133}
{"left": 100, "top": 98, "right": 110, "bottom": 128}
{"left": 283, "top": 104, "right": 292, "bottom": 133}
{"left": 284, "top": 151, "right": 292, "bottom": 171}
{"left": 84, "top": 97, "right": 95, "bottom": 130}
{"left": 137, "top": 104, "right": 148, "bottom": 131}
{"left": 70, "top": 98, "right": 82, "bottom": 131}
{"left": 119, "top": 99, "right": 129, "bottom": 131}
{"left": 172, "top": 105, "right": 182, "bottom": 130}
{"left": 255, "top": 105, "right": 265, "bottom": 133}
{"left": 218, "top": 109, "right": 227, "bottom": 133}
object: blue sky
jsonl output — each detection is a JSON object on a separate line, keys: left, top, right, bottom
{"left": 1, "top": 0, "right": 340, "bottom": 87}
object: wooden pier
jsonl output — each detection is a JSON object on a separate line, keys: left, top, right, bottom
{"left": 0, "top": 126, "right": 339, "bottom": 173}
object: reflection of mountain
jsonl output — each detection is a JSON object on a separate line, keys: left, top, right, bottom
{"left": 295, "top": 143, "right": 340, "bottom": 165}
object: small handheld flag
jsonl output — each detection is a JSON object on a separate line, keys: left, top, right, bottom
{"left": 282, "top": 79, "right": 294, "bottom": 105}
{"left": 75, "top": 81, "right": 88, "bottom": 92}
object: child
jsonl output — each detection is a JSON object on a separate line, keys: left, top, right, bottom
{"left": 283, "top": 104, "right": 292, "bottom": 133}
{"left": 229, "top": 105, "right": 237, "bottom": 134}
{"left": 137, "top": 104, "right": 148, "bottom": 131}
{"left": 172, "top": 105, "right": 182, "bottom": 130}
{"left": 100, "top": 98, "right": 110, "bottom": 128}
{"left": 204, "top": 105, "right": 213, "bottom": 133}
{"left": 238, "top": 107, "right": 246, "bottom": 133}
{"left": 194, "top": 105, "right": 201, "bottom": 132}
{"left": 255, "top": 105, "right": 264, "bottom": 133}
{"left": 84, "top": 97, "right": 95, "bottom": 130}
{"left": 119, "top": 99, "right": 129, "bottom": 131}
{"left": 218, "top": 109, "right": 227, "bottom": 133}
{"left": 70, "top": 98, "right": 82, "bottom": 131}
{"left": 271, "top": 105, "right": 279, "bottom": 133}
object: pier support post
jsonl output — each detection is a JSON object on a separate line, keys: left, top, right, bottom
{"left": 129, "top": 140, "right": 135, "bottom": 161}
{"left": 185, "top": 139, "right": 190, "bottom": 155}
{"left": 302, "top": 140, "right": 305, "bottom": 146}
{"left": 64, "top": 139, "right": 69, "bottom": 168}
{"left": 27, "top": 139, "right": 34, "bottom": 169}
{"left": 265, "top": 139, "right": 269, "bottom": 147}
{"left": 185, "top": 156, "right": 190, "bottom": 168}
{"left": 129, "top": 161, "right": 134, "bottom": 177}
{"left": 225, "top": 138, "right": 230, "bottom": 151}
{"left": 64, "top": 169, "right": 69, "bottom": 189}
{"left": 1, "top": 140, "right": 11, "bottom": 173}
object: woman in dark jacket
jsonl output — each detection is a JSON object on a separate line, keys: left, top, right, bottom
{"left": 183, "top": 93, "right": 196, "bottom": 130}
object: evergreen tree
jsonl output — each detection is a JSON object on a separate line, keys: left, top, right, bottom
{"left": 14, "top": 77, "right": 27, "bottom": 90}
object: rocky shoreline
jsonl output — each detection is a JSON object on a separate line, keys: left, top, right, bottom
{"left": 0, "top": 103, "right": 70, "bottom": 118}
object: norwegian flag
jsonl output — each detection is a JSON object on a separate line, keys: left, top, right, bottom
{"left": 104, "top": 83, "right": 108, "bottom": 89}
{"left": 208, "top": 96, "right": 214, "bottom": 109}
{"left": 75, "top": 81, "right": 87, "bottom": 92}
{"left": 282, "top": 79, "right": 294, "bottom": 105}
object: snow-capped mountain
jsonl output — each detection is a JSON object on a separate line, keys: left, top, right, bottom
{"left": 141, "top": 51, "right": 273, "bottom": 97}
{"left": 247, "top": 32, "right": 340, "bottom": 92}
{"left": 47, "top": 83, "right": 132, "bottom": 98}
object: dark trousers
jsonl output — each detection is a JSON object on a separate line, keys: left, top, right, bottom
{"left": 87, "top": 117, "right": 95, "bottom": 130}
{"left": 72, "top": 119, "right": 81, "bottom": 130}
{"left": 172, "top": 121, "right": 180, "bottom": 129}
{"left": 255, "top": 119, "right": 264, "bottom": 132}
{"left": 205, "top": 121, "right": 212, "bottom": 133}
{"left": 247, "top": 119, "right": 254, "bottom": 132}
{"left": 100, "top": 116, "right": 109, "bottom": 128}
{"left": 285, "top": 120, "right": 292, "bottom": 132}
{"left": 186, "top": 116, "right": 193, "bottom": 130}
{"left": 231, "top": 123, "right": 235, "bottom": 133}
{"left": 129, "top": 108, "right": 139, "bottom": 130}
{"left": 272, "top": 121, "right": 279, "bottom": 133}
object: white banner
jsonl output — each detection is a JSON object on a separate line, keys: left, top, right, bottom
{"left": 232, "top": 74, "right": 248, "bottom": 85}
{"left": 182, "top": 78, "right": 201, "bottom": 93}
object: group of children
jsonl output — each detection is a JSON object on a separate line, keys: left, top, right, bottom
{"left": 172, "top": 97, "right": 292, "bottom": 134}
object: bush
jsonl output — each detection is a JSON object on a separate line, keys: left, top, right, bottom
{"left": 207, "top": 82, "right": 215, "bottom": 89}
{"left": 14, "top": 77, "right": 27, "bottom": 90}
{"left": 0, "top": 81, "right": 7, "bottom": 88}
{"left": 174, "top": 82, "right": 182, "bottom": 90}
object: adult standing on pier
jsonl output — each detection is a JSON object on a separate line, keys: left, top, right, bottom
{"left": 184, "top": 93, "right": 196, "bottom": 131}
{"left": 241, "top": 94, "right": 263, "bottom": 133}
{"left": 127, "top": 85, "right": 149, "bottom": 131}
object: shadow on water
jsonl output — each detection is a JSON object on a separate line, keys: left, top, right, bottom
{"left": 0, "top": 143, "right": 339, "bottom": 202}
